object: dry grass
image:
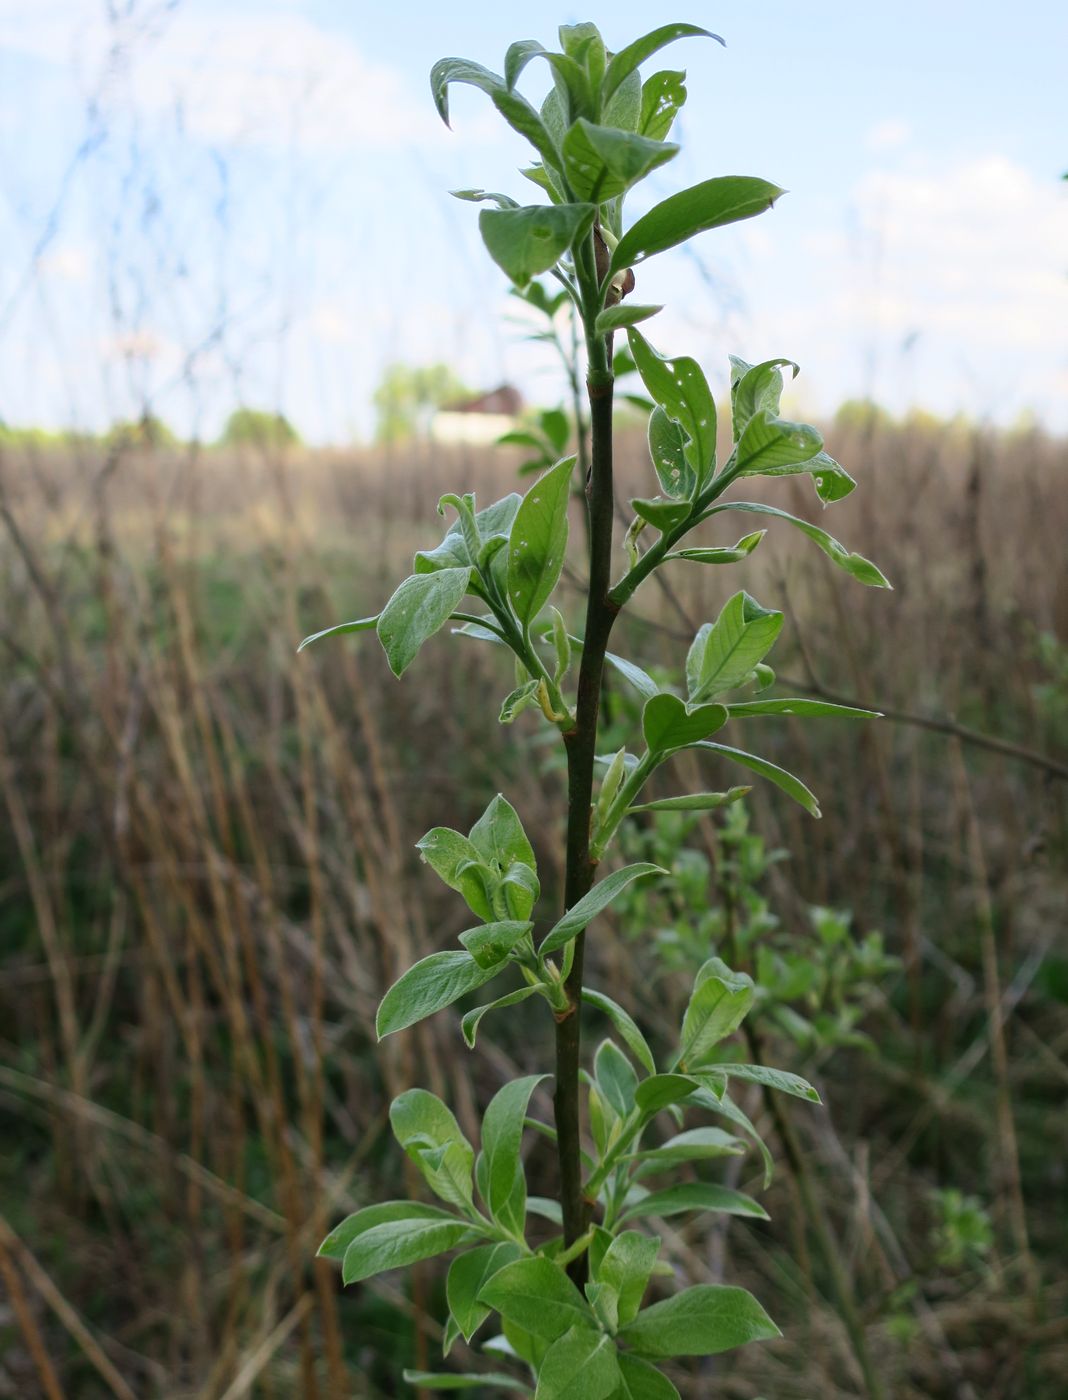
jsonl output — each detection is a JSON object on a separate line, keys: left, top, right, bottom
{"left": 1, "top": 418, "right": 1065, "bottom": 1397}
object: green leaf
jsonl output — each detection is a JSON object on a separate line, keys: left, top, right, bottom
{"left": 319, "top": 1201, "right": 459, "bottom": 1261}
{"left": 508, "top": 456, "right": 576, "bottom": 624}
{"left": 525, "top": 1196, "right": 563, "bottom": 1225}
{"left": 548, "top": 606, "right": 571, "bottom": 681}
{"left": 686, "top": 593, "right": 784, "bottom": 702}
{"left": 642, "top": 693, "right": 728, "bottom": 755}
{"left": 469, "top": 793, "right": 537, "bottom": 875}
{"left": 603, "top": 650, "right": 659, "bottom": 702}
{"left": 646, "top": 405, "right": 693, "bottom": 499}
{"left": 377, "top": 568, "right": 472, "bottom": 677}
{"left": 377, "top": 950, "right": 500, "bottom": 1039}
{"left": 629, "top": 1127, "right": 745, "bottom": 1172}
{"left": 480, "top": 206, "right": 595, "bottom": 288}
{"left": 535, "top": 1324, "right": 620, "bottom": 1400}
{"left": 594, "top": 303, "right": 663, "bottom": 336}
{"left": 479, "top": 1256, "right": 592, "bottom": 1342}
{"left": 687, "top": 1087, "right": 775, "bottom": 1189}
{"left": 679, "top": 960, "right": 755, "bottom": 1068}
{"left": 298, "top": 614, "right": 378, "bottom": 652}
{"left": 430, "top": 57, "right": 561, "bottom": 171}
{"left": 539, "top": 863, "right": 666, "bottom": 955}
{"left": 735, "top": 410, "right": 823, "bottom": 475}
{"left": 669, "top": 531, "right": 766, "bottom": 566}
{"left": 629, "top": 787, "right": 749, "bottom": 814}
{"left": 504, "top": 39, "right": 546, "bottom": 90}
{"left": 619, "top": 1284, "right": 780, "bottom": 1356}
{"left": 708, "top": 501, "right": 892, "bottom": 588}
{"left": 582, "top": 987, "right": 656, "bottom": 1075}
{"left": 452, "top": 188, "right": 520, "bottom": 210}
{"left": 594, "top": 1039, "right": 638, "bottom": 1118}
{"left": 596, "top": 1231, "right": 660, "bottom": 1327}
{"left": 482, "top": 1074, "right": 549, "bottom": 1234}
{"left": 458, "top": 921, "right": 533, "bottom": 970}
{"left": 634, "top": 1074, "right": 699, "bottom": 1116}
{"left": 729, "top": 357, "right": 799, "bottom": 439}
{"left": 620, "top": 1182, "right": 768, "bottom": 1227}
{"left": 612, "top": 177, "right": 784, "bottom": 275}
{"left": 629, "top": 331, "right": 717, "bottom": 489}
{"left": 726, "top": 697, "right": 880, "bottom": 719}
{"left": 447, "top": 1242, "right": 524, "bottom": 1341}
{"left": 808, "top": 451, "right": 858, "bottom": 502}
{"left": 500, "top": 680, "right": 540, "bottom": 723}
{"left": 341, "top": 1215, "right": 482, "bottom": 1285}
{"left": 638, "top": 70, "right": 687, "bottom": 141}
{"left": 603, "top": 23, "right": 721, "bottom": 104}
{"left": 416, "top": 827, "right": 494, "bottom": 920}
{"left": 700, "top": 1063, "right": 822, "bottom": 1103}
{"left": 631, "top": 497, "right": 691, "bottom": 533}
{"left": 390, "top": 1088, "right": 476, "bottom": 1210}
{"left": 616, "top": 1352, "right": 680, "bottom": 1399}
{"left": 462, "top": 986, "right": 539, "bottom": 1049}
{"left": 695, "top": 741, "right": 820, "bottom": 818}
{"left": 563, "top": 120, "right": 678, "bottom": 203}
{"left": 403, "top": 1370, "right": 531, "bottom": 1393}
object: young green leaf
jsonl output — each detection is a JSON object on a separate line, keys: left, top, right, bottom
{"left": 480, "top": 206, "right": 595, "bottom": 288}
{"left": 596, "top": 1230, "right": 661, "bottom": 1327}
{"left": 563, "top": 121, "right": 678, "bottom": 203}
{"left": 508, "top": 456, "right": 576, "bottom": 625}
{"left": 687, "top": 1086, "right": 775, "bottom": 1189}
{"left": 638, "top": 70, "right": 687, "bottom": 142}
{"left": 647, "top": 404, "right": 693, "bottom": 499}
{"left": 403, "top": 1370, "right": 531, "bottom": 1393}
{"left": 629, "top": 331, "right": 717, "bottom": 488}
{"left": 616, "top": 1353, "right": 680, "bottom": 1400}
{"left": 725, "top": 697, "right": 881, "bottom": 719}
{"left": 377, "top": 568, "right": 472, "bottom": 677}
{"left": 629, "top": 1127, "right": 745, "bottom": 1172}
{"left": 461, "top": 985, "right": 540, "bottom": 1049}
{"left": 539, "top": 863, "right": 666, "bottom": 955}
{"left": 481, "top": 1074, "right": 549, "bottom": 1234}
{"left": 458, "top": 920, "right": 533, "bottom": 970}
{"left": 603, "top": 650, "right": 660, "bottom": 701}
{"left": 298, "top": 614, "right": 378, "bottom": 653}
{"left": 469, "top": 793, "right": 537, "bottom": 874}
{"left": 631, "top": 497, "right": 691, "bottom": 533}
{"left": 686, "top": 593, "right": 784, "bottom": 702}
{"left": 700, "top": 1063, "right": 822, "bottom": 1103}
{"left": 694, "top": 740, "right": 821, "bottom": 817}
{"left": 416, "top": 827, "right": 494, "bottom": 920}
{"left": 430, "top": 57, "right": 561, "bottom": 171}
{"left": 319, "top": 1200, "right": 460, "bottom": 1262}
{"left": 594, "top": 1039, "right": 638, "bottom": 1118}
{"left": 735, "top": 410, "right": 823, "bottom": 475}
{"left": 582, "top": 987, "right": 656, "bottom": 1075}
{"left": 628, "top": 787, "right": 749, "bottom": 814}
{"left": 679, "top": 959, "right": 755, "bottom": 1067}
{"left": 669, "top": 531, "right": 765, "bottom": 566}
{"left": 535, "top": 1324, "right": 620, "bottom": 1400}
{"left": 390, "top": 1089, "right": 476, "bottom": 1210}
{"left": 504, "top": 39, "right": 546, "bottom": 90}
{"left": 729, "top": 357, "right": 799, "bottom": 439}
{"left": 377, "top": 950, "right": 501, "bottom": 1039}
{"left": 641, "top": 693, "right": 728, "bottom": 755}
{"left": 341, "top": 1215, "right": 483, "bottom": 1285}
{"left": 500, "top": 680, "right": 540, "bottom": 722}
{"left": 594, "top": 303, "right": 663, "bottom": 336}
{"left": 602, "top": 23, "right": 722, "bottom": 104}
{"left": 620, "top": 1182, "right": 768, "bottom": 1226}
{"left": 633, "top": 1074, "right": 699, "bottom": 1116}
{"left": 446, "top": 1241, "right": 524, "bottom": 1341}
{"left": 478, "top": 1255, "right": 593, "bottom": 1342}
{"left": 707, "top": 500, "right": 892, "bottom": 588}
{"left": 619, "top": 1284, "right": 780, "bottom": 1356}
{"left": 612, "top": 177, "right": 784, "bottom": 275}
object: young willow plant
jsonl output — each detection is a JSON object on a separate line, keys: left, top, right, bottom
{"left": 306, "top": 20, "right": 891, "bottom": 1397}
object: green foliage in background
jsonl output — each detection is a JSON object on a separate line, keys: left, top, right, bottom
{"left": 373, "top": 362, "right": 473, "bottom": 444}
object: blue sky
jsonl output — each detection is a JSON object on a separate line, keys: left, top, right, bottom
{"left": 1, "top": 0, "right": 1066, "bottom": 440}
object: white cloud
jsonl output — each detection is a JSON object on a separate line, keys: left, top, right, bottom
{"left": 865, "top": 118, "right": 911, "bottom": 153}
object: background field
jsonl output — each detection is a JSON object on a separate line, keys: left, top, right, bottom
{"left": 1, "top": 410, "right": 1066, "bottom": 1398}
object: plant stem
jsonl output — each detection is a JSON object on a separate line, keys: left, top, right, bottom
{"left": 554, "top": 341, "right": 617, "bottom": 1284}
